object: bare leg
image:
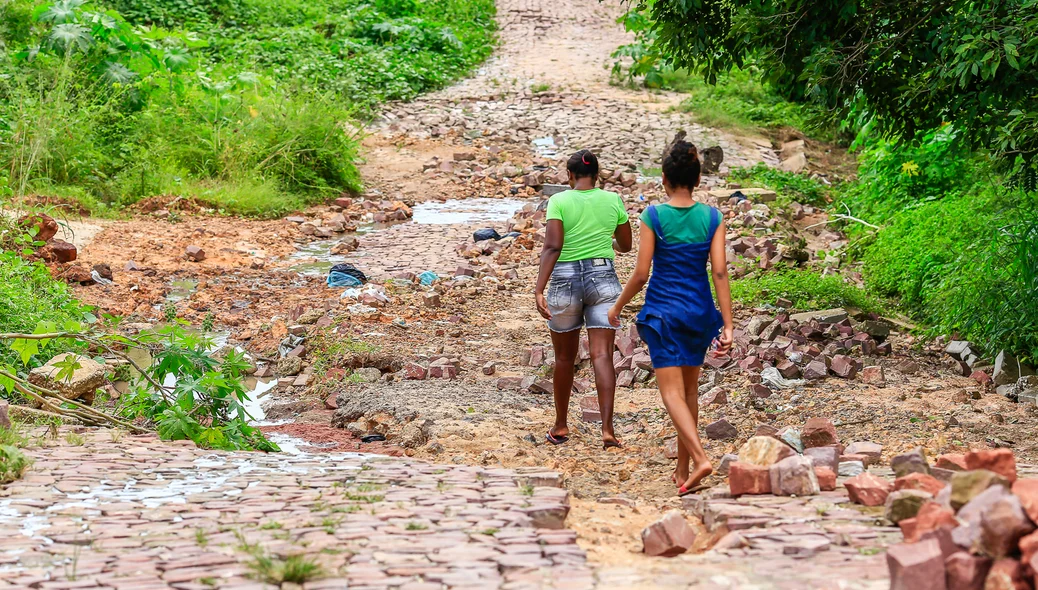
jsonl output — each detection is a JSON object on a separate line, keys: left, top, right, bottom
{"left": 549, "top": 329, "right": 580, "bottom": 439}
{"left": 674, "top": 366, "right": 703, "bottom": 486}
{"left": 656, "top": 366, "right": 712, "bottom": 491}
{"left": 587, "top": 328, "right": 619, "bottom": 446}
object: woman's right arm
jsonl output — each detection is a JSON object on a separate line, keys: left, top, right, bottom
{"left": 608, "top": 225, "right": 655, "bottom": 326}
{"left": 535, "top": 219, "right": 564, "bottom": 319}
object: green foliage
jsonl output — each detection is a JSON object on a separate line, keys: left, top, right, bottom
{"left": 730, "top": 269, "right": 885, "bottom": 313}
{"left": 728, "top": 163, "right": 830, "bottom": 206}
{"left": 624, "top": 0, "right": 1038, "bottom": 174}
{"left": 0, "top": 251, "right": 91, "bottom": 370}
{"left": 612, "top": 7, "right": 827, "bottom": 137}
{"left": 837, "top": 130, "right": 1038, "bottom": 361}
{"left": 0, "top": 317, "right": 280, "bottom": 452}
{"left": 245, "top": 549, "right": 324, "bottom": 585}
{"left": 0, "top": 444, "right": 30, "bottom": 483}
{"left": 117, "top": 322, "right": 280, "bottom": 451}
{"left": 0, "top": 0, "right": 495, "bottom": 216}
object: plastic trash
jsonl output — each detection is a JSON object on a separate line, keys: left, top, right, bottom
{"left": 731, "top": 190, "right": 748, "bottom": 201}
{"left": 327, "top": 263, "right": 366, "bottom": 288}
{"left": 502, "top": 231, "right": 521, "bottom": 239}
{"left": 761, "top": 366, "right": 806, "bottom": 390}
{"left": 418, "top": 270, "right": 438, "bottom": 286}
{"left": 473, "top": 228, "right": 501, "bottom": 242}
{"left": 91, "top": 270, "right": 113, "bottom": 286}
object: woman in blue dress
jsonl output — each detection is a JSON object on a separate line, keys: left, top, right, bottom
{"left": 608, "top": 140, "right": 734, "bottom": 494}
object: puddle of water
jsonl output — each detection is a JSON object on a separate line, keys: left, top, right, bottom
{"left": 287, "top": 223, "right": 384, "bottom": 276}
{"left": 287, "top": 199, "right": 529, "bottom": 275}
{"left": 532, "top": 136, "right": 559, "bottom": 159}
{"left": 411, "top": 198, "right": 527, "bottom": 225}
{"left": 265, "top": 433, "right": 341, "bottom": 456}
{"left": 166, "top": 279, "right": 199, "bottom": 303}
{"left": 242, "top": 377, "right": 277, "bottom": 422}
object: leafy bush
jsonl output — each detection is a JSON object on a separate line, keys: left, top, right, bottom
{"left": 611, "top": 5, "right": 827, "bottom": 138}
{"left": 0, "top": 444, "right": 29, "bottom": 484}
{"left": 0, "top": 0, "right": 495, "bottom": 216}
{"left": 620, "top": 0, "right": 1038, "bottom": 175}
{"left": 0, "top": 318, "right": 280, "bottom": 452}
{"left": 730, "top": 269, "right": 885, "bottom": 314}
{"left": 837, "top": 129, "right": 1038, "bottom": 362}
{"left": 0, "top": 252, "right": 92, "bottom": 369}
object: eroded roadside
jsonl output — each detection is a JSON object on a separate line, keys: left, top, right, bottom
{"left": 22, "top": 0, "right": 1038, "bottom": 586}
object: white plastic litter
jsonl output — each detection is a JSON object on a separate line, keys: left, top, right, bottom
{"left": 761, "top": 366, "right": 806, "bottom": 390}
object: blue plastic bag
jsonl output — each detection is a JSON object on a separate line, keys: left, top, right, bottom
{"left": 418, "top": 271, "right": 438, "bottom": 286}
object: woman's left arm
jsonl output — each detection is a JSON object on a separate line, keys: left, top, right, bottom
{"left": 709, "top": 218, "right": 734, "bottom": 352}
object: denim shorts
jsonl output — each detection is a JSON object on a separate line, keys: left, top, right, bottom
{"left": 547, "top": 258, "right": 621, "bottom": 332}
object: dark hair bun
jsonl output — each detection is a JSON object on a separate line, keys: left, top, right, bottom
{"left": 662, "top": 140, "right": 702, "bottom": 189}
{"left": 566, "top": 149, "right": 600, "bottom": 180}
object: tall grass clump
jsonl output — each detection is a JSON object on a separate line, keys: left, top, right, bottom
{"left": 837, "top": 125, "right": 1038, "bottom": 362}
{"left": 0, "top": 0, "right": 495, "bottom": 217}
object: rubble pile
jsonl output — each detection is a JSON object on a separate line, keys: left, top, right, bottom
{"left": 944, "top": 340, "right": 1037, "bottom": 402}
{"left": 881, "top": 447, "right": 1038, "bottom": 590}
{"left": 284, "top": 197, "right": 413, "bottom": 244}
{"left": 724, "top": 418, "right": 869, "bottom": 498}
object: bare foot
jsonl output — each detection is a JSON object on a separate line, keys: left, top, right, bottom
{"left": 672, "top": 470, "right": 687, "bottom": 487}
{"left": 680, "top": 462, "right": 714, "bottom": 492}
{"left": 549, "top": 425, "right": 569, "bottom": 439}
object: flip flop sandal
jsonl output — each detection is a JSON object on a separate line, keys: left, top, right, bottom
{"left": 360, "top": 433, "right": 386, "bottom": 443}
{"left": 678, "top": 483, "right": 713, "bottom": 497}
{"left": 603, "top": 440, "right": 623, "bottom": 450}
{"left": 545, "top": 430, "right": 569, "bottom": 445}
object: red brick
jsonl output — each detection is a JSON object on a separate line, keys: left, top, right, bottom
{"left": 901, "top": 502, "right": 957, "bottom": 543}
{"left": 895, "top": 473, "right": 947, "bottom": 497}
{"left": 728, "top": 462, "right": 772, "bottom": 496}
{"left": 886, "top": 538, "right": 947, "bottom": 590}
{"left": 802, "top": 417, "right": 839, "bottom": 448}
{"left": 944, "top": 552, "right": 991, "bottom": 590}
{"left": 844, "top": 472, "right": 893, "bottom": 507}
{"left": 1011, "top": 479, "right": 1038, "bottom": 525}
{"left": 965, "top": 449, "right": 1017, "bottom": 483}
{"left": 641, "top": 511, "right": 696, "bottom": 557}
{"left": 815, "top": 467, "right": 836, "bottom": 491}
{"left": 937, "top": 453, "right": 968, "bottom": 471}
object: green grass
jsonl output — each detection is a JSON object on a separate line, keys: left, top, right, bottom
{"left": 0, "top": 251, "right": 92, "bottom": 370}
{"left": 835, "top": 130, "right": 1038, "bottom": 361}
{"left": 666, "top": 68, "right": 829, "bottom": 140}
{"left": 728, "top": 164, "right": 831, "bottom": 206}
{"left": 730, "top": 269, "right": 886, "bottom": 313}
{"left": 246, "top": 552, "right": 324, "bottom": 585}
{"left": 0, "top": 0, "right": 496, "bottom": 218}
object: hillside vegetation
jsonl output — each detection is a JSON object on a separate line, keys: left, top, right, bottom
{"left": 0, "top": 0, "right": 495, "bottom": 217}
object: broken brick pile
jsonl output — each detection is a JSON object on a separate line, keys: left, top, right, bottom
{"left": 710, "top": 307, "right": 897, "bottom": 395}
{"left": 881, "top": 446, "right": 1038, "bottom": 589}
{"left": 725, "top": 417, "right": 870, "bottom": 498}
{"left": 285, "top": 197, "right": 413, "bottom": 242}
{"left": 945, "top": 339, "right": 1037, "bottom": 404}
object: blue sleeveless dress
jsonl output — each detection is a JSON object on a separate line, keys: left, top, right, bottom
{"left": 636, "top": 204, "right": 724, "bottom": 368}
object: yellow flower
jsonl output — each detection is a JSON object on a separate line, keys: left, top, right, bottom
{"left": 901, "top": 161, "right": 920, "bottom": 176}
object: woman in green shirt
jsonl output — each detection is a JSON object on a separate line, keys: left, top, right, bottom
{"left": 535, "top": 150, "right": 633, "bottom": 449}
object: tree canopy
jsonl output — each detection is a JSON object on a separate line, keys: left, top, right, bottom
{"left": 637, "top": 0, "right": 1038, "bottom": 170}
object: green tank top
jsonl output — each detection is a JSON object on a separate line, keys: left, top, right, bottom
{"left": 639, "top": 202, "right": 713, "bottom": 244}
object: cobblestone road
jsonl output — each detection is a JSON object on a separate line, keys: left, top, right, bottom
{"left": 0, "top": 433, "right": 584, "bottom": 589}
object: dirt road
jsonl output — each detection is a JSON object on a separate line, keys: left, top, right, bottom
{"left": 36, "top": 0, "right": 1038, "bottom": 587}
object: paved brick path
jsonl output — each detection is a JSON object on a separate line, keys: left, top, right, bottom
{"left": 0, "top": 434, "right": 586, "bottom": 589}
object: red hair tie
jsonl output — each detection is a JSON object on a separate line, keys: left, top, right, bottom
{"left": 582, "top": 152, "right": 591, "bottom": 165}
